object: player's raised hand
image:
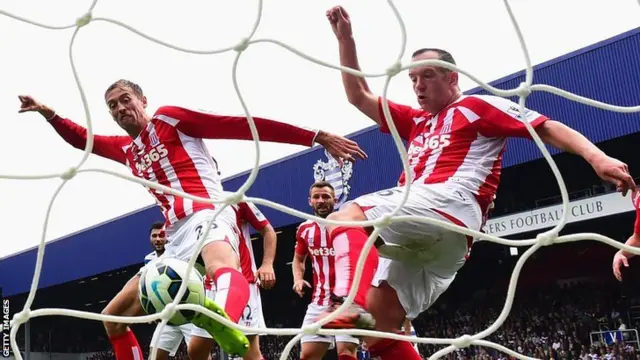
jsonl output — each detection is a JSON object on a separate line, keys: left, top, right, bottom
{"left": 315, "top": 130, "right": 367, "bottom": 165}
{"left": 292, "top": 279, "right": 311, "bottom": 298}
{"left": 591, "top": 155, "right": 636, "bottom": 196}
{"left": 256, "top": 264, "right": 276, "bottom": 290}
{"left": 326, "top": 6, "right": 353, "bottom": 40}
{"left": 18, "top": 95, "right": 43, "bottom": 112}
{"left": 18, "top": 95, "right": 55, "bottom": 119}
{"left": 613, "top": 250, "right": 630, "bottom": 281}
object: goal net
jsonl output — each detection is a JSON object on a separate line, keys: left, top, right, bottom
{"left": 2, "top": 1, "right": 640, "bottom": 360}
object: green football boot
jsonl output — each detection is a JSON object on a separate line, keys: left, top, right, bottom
{"left": 191, "top": 297, "right": 249, "bottom": 357}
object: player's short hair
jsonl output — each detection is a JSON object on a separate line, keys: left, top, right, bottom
{"left": 105, "top": 79, "right": 144, "bottom": 99}
{"left": 411, "top": 48, "right": 456, "bottom": 72}
{"left": 309, "top": 181, "right": 334, "bottom": 195}
{"left": 149, "top": 221, "right": 164, "bottom": 234}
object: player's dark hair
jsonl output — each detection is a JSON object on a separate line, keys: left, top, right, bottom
{"left": 149, "top": 221, "right": 164, "bottom": 234}
{"left": 105, "top": 79, "right": 144, "bottom": 99}
{"left": 412, "top": 48, "right": 456, "bottom": 72}
{"left": 309, "top": 181, "right": 334, "bottom": 195}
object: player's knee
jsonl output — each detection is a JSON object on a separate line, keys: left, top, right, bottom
{"left": 102, "top": 321, "right": 127, "bottom": 337}
{"left": 241, "top": 335, "right": 262, "bottom": 360}
{"left": 300, "top": 353, "right": 320, "bottom": 360}
{"left": 336, "top": 342, "right": 358, "bottom": 357}
{"left": 151, "top": 348, "right": 169, "bottom": 360}
{"left": 187, "top": 341, "right": 212, "bottom": 360}
{"left": 201, "top": 240, "right": 238, "bottom": 275}
{"left": 300, "top": 345, "right": 324, "bottom": 360}
{"left": 242, "top": 348, "right": 263, "bottom": 360}
{"left": 101, "top": 307, "right": 124, "bottom": 336}
{"left": 327, "top": 204, "right": 365, "bottom": 222}
{"left": 326, "top": 204, "right": 367, "bottom": 233}
{"left": 367, "top": 282, "right": 405, "bottom": 332}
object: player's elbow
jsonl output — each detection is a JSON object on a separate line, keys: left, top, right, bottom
{"left": 346, "top": 91, "right": 363, "bottom": 106}
{"left": 346, "top": 87, "right": 370, "bottom": 107}
{"left": 292, "top": 255, "right": 305, "bottom": 267}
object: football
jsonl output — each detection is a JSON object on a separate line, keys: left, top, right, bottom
{"left": 138, "top": 257, "right": 206, "bottom": 326}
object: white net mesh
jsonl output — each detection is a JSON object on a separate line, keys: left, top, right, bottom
{"left": 2, "top": 1, "right": 640, "bottom": 360}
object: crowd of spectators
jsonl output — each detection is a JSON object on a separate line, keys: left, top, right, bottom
{"left": 14, "top": 279, "right": 636, "bottom": 360}
{"left": 410, "top": 281, "right": 639, "bottom": 360}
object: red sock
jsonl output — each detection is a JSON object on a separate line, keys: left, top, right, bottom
{"left": 213, "top": 267, "right": 250, "bottom": 323}
{"left": 331, "top": 226, "right": 379, "bottom": 309}
{"left": 108, "top": 329, "right": 143, "bottom": 360}
{"left": 338, "top": 355, "right": 356, "bottom": 360}
{"left": 368, "top": 338, "right": 422, "bottom": 360}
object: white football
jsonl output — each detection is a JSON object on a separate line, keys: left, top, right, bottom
{"left": 138, "top": 257, "right": 206, "bottom": 326}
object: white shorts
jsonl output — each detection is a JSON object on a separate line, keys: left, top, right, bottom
{"left": 151, "top": 323, "right": 210, "bottom": 356}
{"left": 204, "top": 280, "right": 266, "bottom": 336}
{"left": 164, "top": 208, "right": 240, "bottom": 262}
{"left": 301, "top": 303, "right": 359, "bottom": 346}
{"left": 239, "top": 282, "right": 266, "bottom": 335}
{"left": 348, "top": 184, "right": 482, "bottom": 319}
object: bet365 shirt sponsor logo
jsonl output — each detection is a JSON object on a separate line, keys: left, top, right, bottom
{"left": 408, "top": 134, "right": 451, "bottom": 156}
{"left": 135, "top": 144, "right": 169, "bottom": 172}
{"left": 309, "top": 247, "right": 336, "bottom": 257}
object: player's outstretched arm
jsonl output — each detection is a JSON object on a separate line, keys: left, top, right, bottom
{"left": 18, "top": 95, "right": 129, "bottom": 164}
{"left": 156, "top": 106, "right": 367, "bottom": 163}
{"left": 256, "top": 224, "right": 277, "bottom": 290}
{"left": 326, "top": 6, "right": 381, "bottom": 125}
{"left": 292, "top": 228, "right": 311, "bottom": 298}
{"left": 614, "top": 199, "right": 640, "bottom": 281}
{"left": 291, "top": 252, "right": 310, "bottom": 298}
{"left": 613, "top": 233, "right": 640, "bottom": 281}
{"left": 535, "top": 120, "right": 635, "bottom": 195}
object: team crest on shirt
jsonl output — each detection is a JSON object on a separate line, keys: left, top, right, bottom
{"left": 149, "top": 132, "right": 160, "bottom": 147}
{"left": 312, "top": 149, "right": 353, "bottom": 208}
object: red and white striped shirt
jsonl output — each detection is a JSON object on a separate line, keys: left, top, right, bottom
{"left": 48, "top": 106, "right": 316, "bottom": 226}
{"left": 295, "top": 220, "right": 335, "bottom": 306}
{"left": 379, "top": 95, "right": 548, "bottom": 213}
{"left": 632, "top": 189, "right": 640, "bottom": 235}
{"left": 233, "top": 202, "right": 270, "bottom": 284}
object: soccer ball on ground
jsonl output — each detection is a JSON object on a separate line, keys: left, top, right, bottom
{"left": 138, "top": 257, "right": 206, "bottom": 326}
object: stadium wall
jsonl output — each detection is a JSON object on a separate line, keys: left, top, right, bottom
{"left": 1, "top": 27, "right": 639, "bottom": 297}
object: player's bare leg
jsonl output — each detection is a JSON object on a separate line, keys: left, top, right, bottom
{"left": 101, "top": 275, "right": 145, "bottom": 360}
{"left": 336, "top": 342, "right": 358, "bottom": 360}
{"left": 320, "top": 206, "right": 420, "bottom": 360}
{"left": 360, "top": 281, "right": 421, "bottom": 360}
{"left": 317, "top": 203, "right": 377, "bottom": 328}
{"left": 300, "top": 341, "right": 331, "bottom": 360}
{"left": 188, "top": 335, "right": 216, "bottom": 360}
{"left": 102, "top": 275, "right": 144, "bottom": 335}
{"left": 243, "top": 335, "right": 263, "bottom": 360}
{"left": 363, "top": 281, "right": 406, "bottom": 345}
{"left": 149, "top": 348, "right": 170, "bottom": 360}
{"left": 192, "top": 240, "right": 250, "bottom": 356}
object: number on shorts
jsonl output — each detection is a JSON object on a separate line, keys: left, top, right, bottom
{"left": 194, "top": 222, "right": 219, "bottom": 240}
{"left": 376, "top": 188, "right": 404, "bottom": 197}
